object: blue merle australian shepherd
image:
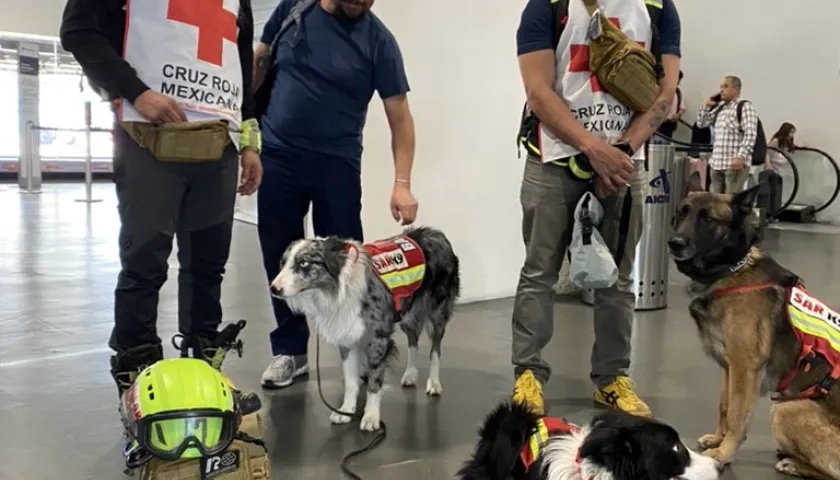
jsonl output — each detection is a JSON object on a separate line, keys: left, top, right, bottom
{"left": 270, "top": 226, "right": 460, "bottom": 431}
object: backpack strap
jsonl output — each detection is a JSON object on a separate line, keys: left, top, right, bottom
{"left": 736, "top": 100, "right": 747, "bottom": 132}
{"left": 644, "top": 1, "right": 663, "bottom": 75}
{"left": 645, "top": 0, "right": 663, "bottom": 23}
{"left": 551, "top": 0, "right": 569, "bottom": 50}
{"left": 269, "top": 0, "right": 317, "bottom": 51}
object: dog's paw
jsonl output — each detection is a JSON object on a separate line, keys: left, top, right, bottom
{"left": 775, "top": 458, "right": 807, "bottom": 477}
{"left": 329, "top": 411, "right": 352, "bottom": 425}
{"left": 359, "top": 412, "right": 381, "bottom": 432}
{"left": 701, "top": 447, "right": 733, "bottom": 466}
{"left": 400, "top": 368, "right": 419, "bottom": 388}
{"left": 697, "top": 433, "right": 723, "bottom": 450}
{"left": 425, "top": 377, "right": 443, "bottom": 396}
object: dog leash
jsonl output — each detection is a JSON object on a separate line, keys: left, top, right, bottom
{"left": 315, "top": 335, "right": 388, "bottom": 479}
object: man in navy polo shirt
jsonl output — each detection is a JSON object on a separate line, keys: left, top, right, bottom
{"left": 255, "top": 0, "right": 418, "bottom": 388}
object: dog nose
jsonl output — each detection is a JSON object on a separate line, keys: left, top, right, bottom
{"left": 269, "top": 284, "right": 282, "bottom": 297}
{"left": 668, "top": 236, "right": 688, "bottom": 251}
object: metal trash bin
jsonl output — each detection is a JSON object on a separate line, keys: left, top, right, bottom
{"left": 580, "top": 143, "right": 680, "bottom": 310}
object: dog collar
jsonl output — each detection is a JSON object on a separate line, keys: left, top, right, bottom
{"left": 727, "top": 253, "right": 750, "bottom": 273}
{"left": 519, "top": 417, "right": 586, "bottom": 477}
{"left": 574, "top": 450, "right": 589, "bottom": 480}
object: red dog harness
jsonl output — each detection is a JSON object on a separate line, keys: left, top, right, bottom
{"left": 519, "top": 417, "right": 588, "bottom": 478}
{"left": 349, "top": 235, "right": 426, "bottom": 312}
{"left": 712, "top": 282, "right": 840, "bottom": 401}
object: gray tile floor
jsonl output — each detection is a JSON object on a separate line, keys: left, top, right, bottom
{"left": 2, "top": 182, "right": 840, "bottom": 480}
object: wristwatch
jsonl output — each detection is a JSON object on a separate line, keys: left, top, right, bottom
{"left": 614, "top": 140, "right": 635, "bottom": 156}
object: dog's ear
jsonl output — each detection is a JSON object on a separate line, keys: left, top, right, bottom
{"left": 730, "top": 184, "right": 761, "bottom": 218}
{"left": 579, "top": 425, "right": 643, "bottom": 476}
{"left": 321, "top": 237, "right": 351, "bottom": 278}
{"left": 457, "top": 403, "right": 533, "bottom": 479}
{"left": 683, "top": 171, "right": 703, "bottom": 197}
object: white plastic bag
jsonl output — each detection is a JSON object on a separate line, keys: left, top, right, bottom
{"left": 568, "top": 192, "right": 619, "bottom": 289}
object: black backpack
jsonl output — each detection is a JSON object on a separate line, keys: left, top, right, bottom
{"left": 736, "top": 100, "right": 767, "bottom": 166}
{"left": 517, "top": 0, "right": 663, "bottom": 157}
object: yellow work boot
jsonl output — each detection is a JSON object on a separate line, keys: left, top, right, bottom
{"left": 594, "top": 376, "right": 653, "bottom": 417}
{"left": 513, "top": 369, "right": 545, "bottom": 415}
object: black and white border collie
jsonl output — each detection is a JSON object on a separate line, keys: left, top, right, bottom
{"left": 458, "top": 402, "right": 720, "bottom": 480}
{"left": 270, "top": 226, "right": 460, "bottom": 431}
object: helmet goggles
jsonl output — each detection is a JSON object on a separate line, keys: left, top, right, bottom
{"left": 130, "top": 408, "right": 238, "bottom": 461}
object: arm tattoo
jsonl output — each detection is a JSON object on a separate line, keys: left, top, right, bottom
{"left": 647, "top": 99, "right": 671, "bottom": 129}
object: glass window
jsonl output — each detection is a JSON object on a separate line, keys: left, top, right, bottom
{"left": 0, "top": 69, "right": 20, "bottom": 159}
{"left": 39, "top": 73, "right": 113, "bottom": 161}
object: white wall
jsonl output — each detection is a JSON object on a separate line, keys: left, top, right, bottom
{"left": 0, "top": 0, "right": 63, "bottom": 37}
{"left": 240, "top": 0, "right": 528, "bottom": 303}
{"left": 17, "top": 0, "right": 840, "bottom": 297}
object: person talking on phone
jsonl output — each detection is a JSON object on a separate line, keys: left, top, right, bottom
{"left": 511, "top": 0, "right": 682, "bottom": 417}
{"left": 695, "top": 75, "right": 759, "bottom": 193}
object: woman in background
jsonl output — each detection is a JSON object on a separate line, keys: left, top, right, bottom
{"left": 760, "top": 122, "right": 798, "bottom": 221}
{"left": 766, "top": 122, "right": 797, "bottom": 171}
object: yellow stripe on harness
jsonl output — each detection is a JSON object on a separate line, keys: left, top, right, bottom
{"left": 527, "top": 419, "right": 551, "bottom": 460}
{"left": 789, "top": 309, "right": 840, "bottom": 352}
{"left": 378, "top": 264, "right": 426, "bottom": 291}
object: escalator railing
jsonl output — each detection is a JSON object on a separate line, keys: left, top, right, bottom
{"left": 767, "top": 146, "right": 802, "bottom": 218}
{"left": 785, "top": 147, "right": 840, "bottom": 215}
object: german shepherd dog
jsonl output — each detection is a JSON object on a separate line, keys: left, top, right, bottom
{"left": 669, "top": 174, "right": 840, "bottom": 479}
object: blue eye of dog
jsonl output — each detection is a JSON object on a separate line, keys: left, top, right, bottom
{"left": 298, "top": 260, "right": 310, "bottom": 268}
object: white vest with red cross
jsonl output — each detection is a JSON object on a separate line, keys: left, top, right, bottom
{"left": 538, "top": 0, "right": 654, "bottom": 162}
{"left": 121, "top": 0, "right": 244, "bottom": 128}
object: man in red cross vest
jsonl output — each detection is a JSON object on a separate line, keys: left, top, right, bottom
{"left": 512, "top": 0, "right": 682, "bottom": 417}
{"left": 59, "top": 0, "right": 263, "bottom": 396}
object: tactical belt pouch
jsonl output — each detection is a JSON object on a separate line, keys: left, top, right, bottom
{"left": 122, "top": 120, "right": 231, "bottom": 163}
{"left": 583, "top": 0, "right": 660, "bottom": 113}
{"left": 137, "top": 413, "right": 270, "bottom": 480}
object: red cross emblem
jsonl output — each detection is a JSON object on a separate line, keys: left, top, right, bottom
{"left": 167, "top": 0, "right": 238, "bottom": 67}
{"left": 568, "top": 17, "right": 646, "bottom": 92}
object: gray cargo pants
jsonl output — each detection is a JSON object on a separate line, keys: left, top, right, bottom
{"left": 108, "top": 124, "right": 239, "bottom": 352}
{"left": 709, "top": 167, "right": 749, "bottom": 194}
{"left": 511, "top": 156, "right": 645, "bottom": 388}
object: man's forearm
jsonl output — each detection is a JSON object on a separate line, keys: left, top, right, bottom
{"left": 622, "top": 94, "right": 672, "bottom": 150}
{"left": 528, "top": 85, "right": 596, "bottom": 151}
{"left": 391, "top": 114, "right": 415, "bottom": 182}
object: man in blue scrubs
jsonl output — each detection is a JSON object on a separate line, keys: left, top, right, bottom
{"left": 255, "top": 0, "right": 417, "bottom": 388}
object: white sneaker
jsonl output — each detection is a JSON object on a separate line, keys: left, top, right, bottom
{"left": 261, "top": 354, "right": 309, "bottom": 389}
